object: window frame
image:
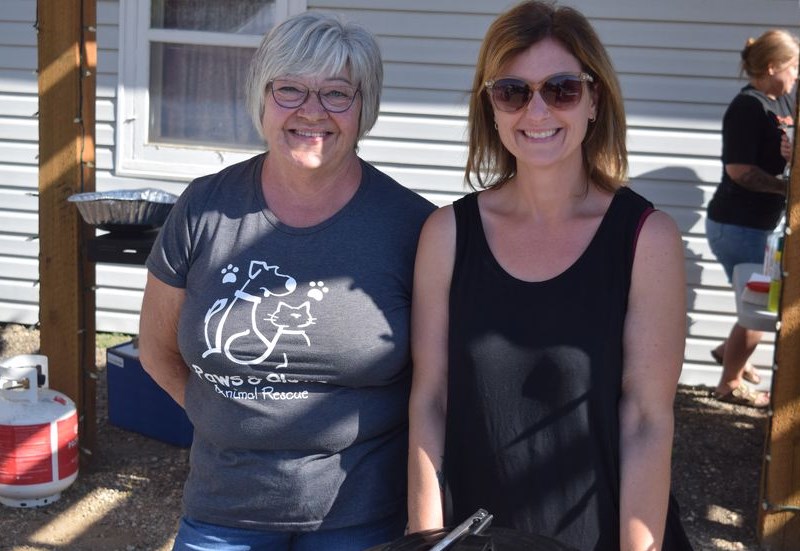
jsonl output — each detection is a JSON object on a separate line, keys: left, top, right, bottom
{"left": 115, "top": 0, "right": 307, "bottom": 181}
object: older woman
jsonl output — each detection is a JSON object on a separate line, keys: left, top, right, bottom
{"left": 408, "top": 2, "right": 691, "bottom": 550}
{"left": 139, "top": 12, "right": 434, "bottom": 550}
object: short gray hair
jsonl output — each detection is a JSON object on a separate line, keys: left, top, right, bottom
{"left": 245, "top": 12, "right": 383, "bottom": 143}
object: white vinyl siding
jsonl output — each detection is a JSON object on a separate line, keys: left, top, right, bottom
{"left": 0, "top": 0, "right": 797, "bottom": 387}
{"left": 0, "top": 1, "right": 39, "bottom": 325}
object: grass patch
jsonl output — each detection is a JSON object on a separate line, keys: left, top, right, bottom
{"left": 96, "top": 332, "right": 134, "bottom": 350}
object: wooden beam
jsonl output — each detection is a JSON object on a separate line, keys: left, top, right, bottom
{"left": 37, "top": 0, "right": 97, "bottom": 461}
{"left": 759, "top": 92, "right": 800, "bottom": 549}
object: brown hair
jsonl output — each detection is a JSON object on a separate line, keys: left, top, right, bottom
{"left": 740, "top": 29, "right": 799, "bottom": 79}
{"left": 465, "top": 0, "right": 627, "bottom": 192}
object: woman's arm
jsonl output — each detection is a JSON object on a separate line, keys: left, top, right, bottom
{"left": 725, "top": 164, "right": 787, "bottom": 194}
{"left": 619, "top": 210, "right": 686, "bottom": 550}
{"left": 408, "top": 206, "right": 456, "bottom": 533}
{"left": 138, "top": 272, "right": 189, "bottom": 408}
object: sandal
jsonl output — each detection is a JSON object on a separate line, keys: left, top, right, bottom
{"left": 743, "top": 368, "right": 762, "bottom": 385}
{"left": 712, "top": 384, "right": 770, "bottom": 408}
{"left": 709, "top": 349, "right": 761, "bottom": 385}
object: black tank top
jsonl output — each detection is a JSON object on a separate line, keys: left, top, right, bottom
{"left": 445, "top": 188, "right": 691, "bottom": 550}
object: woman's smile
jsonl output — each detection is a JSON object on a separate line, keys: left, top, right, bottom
{"left": 291, "top": 129, "right": 330, "bottom": 139}
{"left": 521, "top": 128, "right": 559, "bottom": 140}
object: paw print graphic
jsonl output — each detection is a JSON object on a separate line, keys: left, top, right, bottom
{"left": 221, "top": 264, "right": 239, "bottom": 284}
{"left": 307, "top": 281, "right": 329, "bottom": 301}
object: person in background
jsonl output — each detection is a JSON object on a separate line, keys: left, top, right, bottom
{"left": 138, "top": 12, "right": 435, "bottom": 550}
{"left": 407, "top": 1, "right": 692, "bottom": 549}
{"left": 707, "top": 29, "right": 798, "bottom": 408}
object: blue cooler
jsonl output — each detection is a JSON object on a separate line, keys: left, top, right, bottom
{"left": 106, "top": 340, "right": 193, "bottom": 447}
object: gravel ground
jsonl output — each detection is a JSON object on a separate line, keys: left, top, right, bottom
{"left": 0, "top": 323, "right": 767, "bottom": 550}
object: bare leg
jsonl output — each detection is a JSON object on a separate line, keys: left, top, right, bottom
{"left": 712, "top": 340, "right": 760, "bottom": 383}
{"left": 715, "top": 323, "right": 762, "bottom": 394}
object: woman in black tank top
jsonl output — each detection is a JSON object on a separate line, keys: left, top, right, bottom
{"left": 407, "top": 2, "right": 692, "bottom": 549}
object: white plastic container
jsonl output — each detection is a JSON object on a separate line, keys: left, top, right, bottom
{"left": 0, "top": 355, "right": 79, "bottom": 507}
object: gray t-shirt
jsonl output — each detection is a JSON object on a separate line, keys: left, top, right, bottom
{"left": 146, "top": 154, "right": 435, "bottom": 531}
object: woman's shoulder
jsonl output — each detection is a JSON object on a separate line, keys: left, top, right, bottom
{"left": 416, "top": 204, "right": 457, "bottom": 261}
{"left": 609, "top": 186, "right": 675, "bottom": 248}
{"left": 638, "top": 208, "right": 680, "bottom": 241}
{"left": 613, "top": 185, "right": 654, "bottom": 212}
{"left": 622, "top": 186, "right": 680, "bottom": 254}
{"left": 453, "top": 189, "right": 480, "bottom": 208}
{"left": 361, "top": 160, "right": 437, "bottom": 215}
{"left": 726, "top": 87, "right": 775, "bottom": 116}
{"left": 424, "top": 203, "right": 456, "bottom": 230}
{"left": 632, "top": 208, "right": 683, "bottom": 287}
{"left": 178, "top": 154, "right": 261, "bottom": 204}
{"left": 191, "top": 154, "right": 262, "bottom": 189}
{"left": 172, "top": 154, "right": 263, "bottom": 223}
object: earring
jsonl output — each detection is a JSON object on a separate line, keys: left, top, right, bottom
{"left": 589, "top": 115, "right": 596, "bottom": 123}
{"left": 494, "top": 121, "right": 498, "bottom": 130}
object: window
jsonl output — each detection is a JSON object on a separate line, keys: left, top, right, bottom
{"left": 116, "top": 0, "right": 306, "bottom": 180}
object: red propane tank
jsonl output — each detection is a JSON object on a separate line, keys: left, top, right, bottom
{"left": 0, "top": 355, "right": 79, "bottom": 507}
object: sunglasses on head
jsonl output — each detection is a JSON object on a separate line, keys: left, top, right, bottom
{"left": 484, "top": 72, "right": 594, "bottom": 112}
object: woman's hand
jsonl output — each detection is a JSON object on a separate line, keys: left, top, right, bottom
{"left": 781, "top": 130, "right": 793, "bottom": 164}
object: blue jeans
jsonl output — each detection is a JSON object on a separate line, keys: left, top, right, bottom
{"left": 705, "top": 218, "right": 770, "bottom": 283}
{"left": 171, "top": 514, "right": 406, "bottom": 551}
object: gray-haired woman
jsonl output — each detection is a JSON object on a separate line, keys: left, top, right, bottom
{"left": 139, "top": 12, "right": 435, "bottom": 550}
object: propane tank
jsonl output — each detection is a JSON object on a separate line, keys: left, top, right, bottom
{"left": 0, "top": 355, "right": 79, "bottom": 507}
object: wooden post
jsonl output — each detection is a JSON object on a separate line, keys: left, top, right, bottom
{"left": 758, "top": 93, "right": 800, "bottom": 549}
{"left": 37, "top": 0, "right": 97, "bottom": 461}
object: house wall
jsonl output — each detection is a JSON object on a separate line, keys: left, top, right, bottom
{"left": 0, "top": 1, "right": 40, "bottom": 326}
{"left": 1, "top": 0, "right": 798, "bottom": 386}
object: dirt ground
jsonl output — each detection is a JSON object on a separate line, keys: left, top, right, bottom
{"left": 0, "top": 322, "right": 768, "bottom": 551}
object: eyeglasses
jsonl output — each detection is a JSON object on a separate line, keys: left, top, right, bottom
{"left": 484, "top": 72, "right": 594, "bottom": 112}
{"left": 269, "top": 79, "right": 360, "bottom": 113}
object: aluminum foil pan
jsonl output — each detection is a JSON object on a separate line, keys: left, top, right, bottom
{"left": 68, "top": 188, "right": 178, "bottom": 233}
